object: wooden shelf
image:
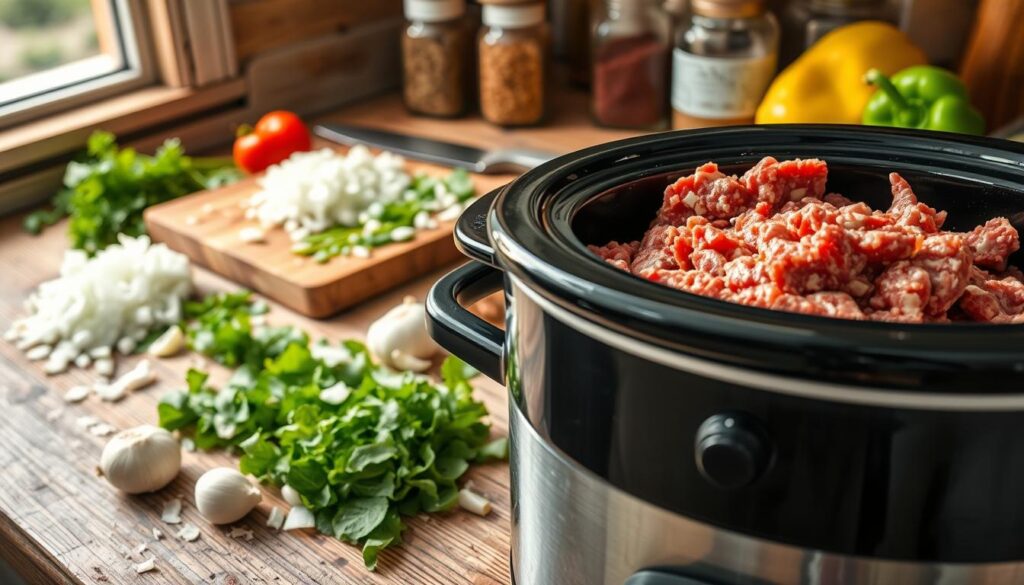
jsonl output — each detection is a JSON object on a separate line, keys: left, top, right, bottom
{"left": 316, "top": 90, "right": 642, "bottom": 159}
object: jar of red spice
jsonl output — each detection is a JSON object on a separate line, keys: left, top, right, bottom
{"left": 591, "top": 0, "right": 670, "bottom": 129}
{"left": 478, "top": 1, "right": 549, "bottom": 127}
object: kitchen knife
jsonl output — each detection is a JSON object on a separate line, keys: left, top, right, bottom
{"left": 314, "top": 123, "right": 555, "bottom": 174}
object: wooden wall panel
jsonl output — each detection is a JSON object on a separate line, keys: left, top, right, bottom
{"left": 229, "top": 0, "right": 402, "bottom": 62}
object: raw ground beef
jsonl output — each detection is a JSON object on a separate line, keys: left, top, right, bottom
{"left": 590, "top": 157, "right": 1022, "bottom": 323}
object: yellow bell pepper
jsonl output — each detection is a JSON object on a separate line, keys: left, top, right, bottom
{"left": 755, "top": 21, "right": 927, "bottom": 125}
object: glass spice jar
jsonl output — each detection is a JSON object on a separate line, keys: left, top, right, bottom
{"left": 402, "top": 0, "right": 470, "bottom": 117}
{"left": 671, "top": 0, "right": 779, "bottom": 129}
{"left": 478, "top": 2, "right": 549, "bottom": 127}
{"left": 591, "top": 0, "right": 670, "bottom": 129}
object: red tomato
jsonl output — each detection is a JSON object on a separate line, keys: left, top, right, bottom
{"left": 233, "top": 111, "right": 312, "bottom": 173}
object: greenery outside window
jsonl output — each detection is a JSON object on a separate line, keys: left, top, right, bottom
{"left": 0, "top": 0, "right": 154, "bottom": 129}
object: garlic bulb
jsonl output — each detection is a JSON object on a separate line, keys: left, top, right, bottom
{"left": 366, "top": 296, "right": 438, "bottom": 372}
{"left": 100, "top": 425, "right": 181, "bottom": 494}
{"left": 194, "top": 468, "right": 262, "bottom": 524}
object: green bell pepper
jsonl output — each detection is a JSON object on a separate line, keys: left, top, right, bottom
{"left": 862, "top": 65, "right": 985, "bottom": 135}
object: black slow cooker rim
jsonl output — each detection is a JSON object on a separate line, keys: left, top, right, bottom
{"left": 489, "top": 125, "right": 1024, "bottom": 392}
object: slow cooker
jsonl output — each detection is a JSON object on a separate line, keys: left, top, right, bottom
{"left": 424, "top": 126, "right": 1024, "bottom": 585}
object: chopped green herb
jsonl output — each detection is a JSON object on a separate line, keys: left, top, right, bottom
{"left": 161, "top": 291, "right": 503, "bottom": 569}
{"left": 25, "top": 131, "right": 242, "bottom": 253}
{"left": 294, "top": 168, "right": 476, "bottom": 263}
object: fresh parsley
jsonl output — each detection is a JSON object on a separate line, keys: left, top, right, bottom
{"left": 293, "top": 168, "right": 476, "bottom": 263}
{"left": 160, "top": 291, "right": 505, "bottom": 570}
{"left": 25, "top": 131, "right": 242, "bottom": 253}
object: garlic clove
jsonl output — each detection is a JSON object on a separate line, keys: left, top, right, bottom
{"left": 390, "top": 350, "right": 432, "bottom": 372}
{"left": 283, "top": 506, "right": 316, "bottom": 531}
{"left": 100, "top": 425, "right": 181, "bottom": 494}
{"left": 266, "top": 506, "right": 285, "bottom": 530}
{"left": 280, "top": 484, "right": 303, "bottom": 506}
{"left": 194, "top": 468, "right": 262, "bottom": 525}
{"left": 147, "top": 325, "right": 184, "bottom": 358}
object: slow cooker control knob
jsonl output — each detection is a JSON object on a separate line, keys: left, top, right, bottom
{"left": 694, "top": 414, "right": 770, "bottom": 489}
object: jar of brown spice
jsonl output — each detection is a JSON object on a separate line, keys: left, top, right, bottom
{"left": 402, "top": 0, "right": 470, "bottom": 118}
{"left": 478, "top": 2, "right": 549, "bottom": 127}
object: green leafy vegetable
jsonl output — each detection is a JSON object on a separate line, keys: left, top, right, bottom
{"left": 293, "top": 168, "right": 476, "bottom": 263}
{"left": 160, "top": 291, "right": 503, "bottom": 569}
{"left": 25, "top": 131, "right": 242, "bottom": 253}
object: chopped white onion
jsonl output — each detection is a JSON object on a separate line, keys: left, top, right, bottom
{"left": 135, "top": 558, "right": 156, "bottom": 574}
{"left": 248, "top": 147, "right": 410, "bottom": 241}
{"left": 177, "top": 523, "right": 200, "bottom": 542}
{"left": 95, "top": 360, "right": 155, "bottom": 402}
{"left": 7, "top": 236, "right": 191, "bottom": 372}
{"left": 458, "top": 487, "right": 492, "bottom": 516}
{"left": 161, "top": 498, "right": 182, "bottom": 524}
{"left": 63, "top": 385, "right": 90, "bottom": 403}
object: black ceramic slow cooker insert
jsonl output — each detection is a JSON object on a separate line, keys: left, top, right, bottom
{"left": 426, "top": 126, "right": 1024, "bottom": 585}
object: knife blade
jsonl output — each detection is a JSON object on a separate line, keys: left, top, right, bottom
{"left": 314, "top": 123, "right": 555, "bottom": 174}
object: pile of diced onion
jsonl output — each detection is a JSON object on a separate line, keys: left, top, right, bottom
{"left": 4, "top": 235, "right": 192, "bottom": 376}
{"left": 247, "top": 146, "right": 411, "bottom": 241}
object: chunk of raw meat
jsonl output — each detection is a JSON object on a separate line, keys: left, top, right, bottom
{"left": 964, "top": 217, "right": 1019, "bottom": 271}
{"left": 847, "top": 226, "right": 922, "bottom": 264}
{"left": 911, "top": 233, "right": 972, "bottom": 316}
{"left": 769, "top": 291, "right": 866, "bottom": 319}
{"left": 659, "top": 163, "right": 755, "bottom": 224}
{"left": 762, "top": 225, "right": 858, "bottom": 294}
{"left": 741, "top": 157, "right": 828, "bottom": 211}
{"left": 959, "top": 272, "right": 1024, "bottom": 323}
{"left": 888, "top": 173, "right": 947, "bottom": 233}
{"left": 648, "top": 270, "right": 727, "bottom": 298}
{"left": 589, "top": 240, "right": 639, "bottom": 271}
{"left": 631, "top": 225, "right": 685, "bottom": 276}
{"left": 724, "top": 255, "right": 771, "bottom": 291}
{"left": 868, "top": 261, "right": 931, "bottom": 322}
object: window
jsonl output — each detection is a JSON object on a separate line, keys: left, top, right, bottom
{"left": 0, "top": 0, "right": 153, "bottom": 128}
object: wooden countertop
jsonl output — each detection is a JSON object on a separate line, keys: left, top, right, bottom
{"left": 0, "top": 91, "right": 639, "bottom": 585}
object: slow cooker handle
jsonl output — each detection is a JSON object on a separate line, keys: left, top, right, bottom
{"left": 426, "top": 261, "right": 505, "bottom": 383}
{"left": 454, "top": 187, "right": 503, "bottom": 268}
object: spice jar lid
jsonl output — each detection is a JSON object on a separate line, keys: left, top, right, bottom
{"left": 404, "top": 0, "right": 466, "bottom": 22}
{"left": 691, "top": 0, "right": 764, "bottom": 18}
{"left": 482, "top": 3, "right": 545, "bottom": 27}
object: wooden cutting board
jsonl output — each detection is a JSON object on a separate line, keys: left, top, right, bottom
{"left": 144, "top": 145, "right": 512, "bottom": 317}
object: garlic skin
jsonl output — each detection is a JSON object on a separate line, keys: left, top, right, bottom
{"left": 194, "top": 468, "right": 262, "bottom": 525}
{"left": 366, "top": 296, "right": 438, "bottom": 372}
{"left": 100, "top": 425, "right": 181, "bottom": 494}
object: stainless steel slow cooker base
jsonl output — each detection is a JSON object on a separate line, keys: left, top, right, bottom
{"left": 510, "top": 403, "right": 1024, "bottom": 585}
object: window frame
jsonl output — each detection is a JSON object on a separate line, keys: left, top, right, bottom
{"left": 0, "top": 0, "right": 156, "bottom": 130}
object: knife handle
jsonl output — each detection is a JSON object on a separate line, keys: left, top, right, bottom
{"left": 479, "top": 148, "right": 555, "bottom": 174}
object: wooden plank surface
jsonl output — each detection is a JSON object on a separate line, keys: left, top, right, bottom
{"left": 0, "top": 89, "right": 639, "bottom": 584}
{"left": 0, "top": 213, "right": 511, "bottom": 585}
{"left": 144, "top": 143, "right": 512, "bottom": 317}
